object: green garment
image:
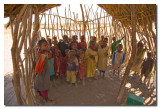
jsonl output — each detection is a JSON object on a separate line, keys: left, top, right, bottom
{"left": 110, "top": 40, "right": 121, "bottom": 58}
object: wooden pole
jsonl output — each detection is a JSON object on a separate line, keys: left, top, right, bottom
{"left": 11, "top": 4, "right": 28, "bottom": 105}
{"left": 117, "top": 4, "right": 137, "bottom": 104}
{"left": 80, "top": 4, "right": 86, "bottom": 36}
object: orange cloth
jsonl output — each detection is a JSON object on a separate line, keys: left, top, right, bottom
{"left": 35, "top": 54, "right": 47, "bottom": 74}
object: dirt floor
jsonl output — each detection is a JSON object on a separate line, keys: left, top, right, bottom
{"left": 4, "top": 27, "right": 156, "bottom": 106}
{"left": 4, "top": 64, "right": 157, "bottom": 106}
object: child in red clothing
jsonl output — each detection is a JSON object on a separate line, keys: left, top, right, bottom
{"left": 54, "top": 49, "right": 63, "bottom": 77}
{"left": 78, "top": 50, "right": 86, "bottom": 85}
{"left": 59, "top": 49, "right": 69, "bottom": 79}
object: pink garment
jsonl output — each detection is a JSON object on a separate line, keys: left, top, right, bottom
{"left": 59, "top": 56, "right": 68, "bottom": 78}
{"left": 78, "top": 58, "right": 86, "bottom": 79}
{"left": 38, "top": 90, "right": 48, "bottom": 98}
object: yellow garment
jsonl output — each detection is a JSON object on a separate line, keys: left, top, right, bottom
{"left": 85, "top": 48, "right": 98, "bottom": 78}
{"left": 66, "top": 71, "right": 76, "bottom": 83}
{"left": 131, "top": 47, "right": 146, "bottom": 73}
{"left": 98, "top": 40, "right": 102, "bottom": 46}
{"left": 97, "top": 46, "right": 109, "bottom": 71}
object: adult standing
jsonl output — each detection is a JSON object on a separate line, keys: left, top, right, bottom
{"left": 58, "top": 35, "right": 69, "bottom": 57}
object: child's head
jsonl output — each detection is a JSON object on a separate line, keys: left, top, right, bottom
{"left": 38, "top": 39, "right": 48, "bottom": 51}
{"left": 72, "top": 35, "right": 77, "bottom": 42}
{"left": 63, "top": 35, "right": 68, "bottom": 42}
{"left": 102, "top": 38, "right": 108, "bottom": 45}
{"left": 81, "top": 35, "right": 85, "bottom": 41}
{"left": 117, "top": 44, "right": 123, "bottom": 52}
{"left": 90, "top": 40, "right": 95, "bottom": 49}
{"left": 147, "top": 51, "right": 152, "bottom": 58}
{"left": 101, "top": 35, "right": 104, "bottom": 40}
{"left": 68, "top": 50, "right": 76, "bottom": 58}
{"left": 79, "top": 50, "right": 85, "bottom": 59}
{"left": 68, "top": 38, "right": 72, "bottom": 43}
{"left": 112, "top": 36, "right": 116, "bottom": 42}
{"left": 71, "top": 43, "right": 77, "bottom": 50}
{"left": 65, "top": 49, "right": 70, "bottom": 56}
{"left": 53, "top": 36, "right": 57, "bottom": 40}
{"left": 92, "top": 36, "right": 97, "bottom": 42}
{"left": 81, "top": 42, "right": 86, "bottom": 50}
{"left": 55, "top": 49, "right": 61, "bottom": 57}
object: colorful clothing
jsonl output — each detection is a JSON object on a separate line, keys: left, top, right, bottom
{"left": 66, "top": 71, "right": 76, "bottom": 83}
{"left": 70, "top": 41, "right": 80, "bottom": 49}
{"left": 58, "top": 41, "right": 69, "bottom": 57}
{"left": 78, "top": 58, "right": 86, "bottom": 79}
{"left": 79, "top": 41, "right": 87, "bottom": 49}
{"left": 48, "top": 58, "right": 55, "bottom": 76}
{"left": 38, "top": 90, "right": 48, "bottom": 99}
{"left": 59, "top": 56, "right": 68, "bottom": 78}
{"left": 85, "top": 48, "right": 98, "bottom": 78}
{"left": 131, "top": 47, "right": 146, "bottom": 73}
{"left": 141, "top": 58, "right": 154, "bottom": 78}
{"left": 97, "top": 45, "right": 109, "bottom": 71}
{"left": 112, "top": 50, "right": 125, "bottom": 71}
{"left": 110, "top": 40, "right": 121, "bottom": 58}
{"left": 66, "top": 57, "right": 79, "bottom": 83}
{"left": 34, "top": 51, "right": 50, "bottom": 98}
{"left": 98, "top": 40, "right": 103, "bottom": 46}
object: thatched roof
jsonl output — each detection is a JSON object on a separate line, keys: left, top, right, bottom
{"left": 4, "top": 4, "right": 156, "bottom": 27}
{"left": 4, "top": 4, "right": 61, "bottom": 18}
{"left": 98, "top": 4, "right": 156, "bottom": 26}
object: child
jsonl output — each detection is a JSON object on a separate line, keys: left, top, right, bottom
{"left": 48, "top": 51, "right": 56, "bottom": 87}
{"left": 58, "top": 35, "right": 69, "bottom": 57}
{"left": 110, "top": 36, "right": 124, "bottom": 58}
{"left": 66, "top": 50, "right": 79, "bottom": 86}
{"left": 140, "top": 51, "right": 154, "bottom": 85}
{"left": 131, "top": 41, "right": 147, "bottom": 74}
{"left": 70, "top": 35, "right": 79, "bottom": 49}
{"left": 59, "top": 49, "right": 69, "bottom": 80}
{"left": 98, "top": 35, "right": 104, "bottom": 46}
{"left": 80, "top": 42, "right": 87, "bottom": 52}
{"left": 71, "top": 42, "right": 79, "bottom": 58}
{"left": 85, "top": 40, "right": 98, "bottom": 80}
{"left": 78, "top": 50, "right": 86, "bottom": 85}
{"left": 79, "top": 35, "right": 87, "bottom": 49}
{"left": 112, "top": 44, "right": 125, "bottom": 77}
{"left": 34, "top": 39, "right": 53, "bottom": 102}
{"left": 54, "top": 49, "right": 63, "bottom": 77}
{"left": 97, "top": 38, "right": 109, "bottom": 78}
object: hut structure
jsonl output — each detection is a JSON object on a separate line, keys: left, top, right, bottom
{"left": 4, "top": 4, "right": 156, "bottom": 105}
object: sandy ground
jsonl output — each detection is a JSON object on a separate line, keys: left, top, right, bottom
{"left": 4, "top": 28, "right": 156, "bottom": 106}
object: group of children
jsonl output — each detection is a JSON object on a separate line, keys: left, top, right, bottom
{"left": 34, "top": 34, "right": 155, "bottom": 103}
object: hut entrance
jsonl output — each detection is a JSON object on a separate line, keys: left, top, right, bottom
{"left": 4, "top": 4, "right": 156, "bottom": 105}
